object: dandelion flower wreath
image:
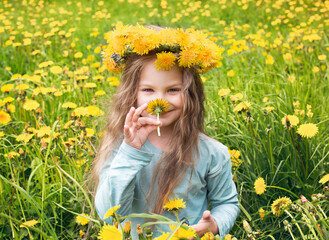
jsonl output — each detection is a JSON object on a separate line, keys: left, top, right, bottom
{"left": 103, "top": 23, "right": 224, "bottom": 74}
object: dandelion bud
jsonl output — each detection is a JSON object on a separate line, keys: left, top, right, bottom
{"left": 123, "top": 221, "right": 131, "bottom": 234}
{"left": 243, "top": 220, "right": 252, "bottom": 234}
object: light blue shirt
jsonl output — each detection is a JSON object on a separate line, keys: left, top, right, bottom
{"left": 95, "top": 133, "right": 240, "bottom": 239}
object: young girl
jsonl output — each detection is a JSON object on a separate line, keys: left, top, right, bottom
{"left": 90, "top": 25, "right": 240, "bottom": 239}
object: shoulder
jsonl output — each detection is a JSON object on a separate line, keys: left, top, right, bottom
{"left": 197, "top": 133, "right": 230, "bottom": 174}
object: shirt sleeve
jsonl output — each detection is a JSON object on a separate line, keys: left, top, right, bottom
{"left": 95, "top": 141, "right": 154, "bottom": 222}
{"left": 206, "top": 146, "right": 240, "bottom": 238}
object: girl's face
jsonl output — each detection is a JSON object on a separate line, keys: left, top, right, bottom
{"left": 137, "top": 57, "right": 183, "bottom": 129}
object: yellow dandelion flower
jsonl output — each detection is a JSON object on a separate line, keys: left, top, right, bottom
{"left": 103, "top": 205, "right": 121, "bottom": 219}
{"left": 312, "top": 66, "right": 320, "bottom": 73}
{"left": 5, "top": 151, "right": 20, "bottom": 159}
{"left": 297, "top": 123, "right": 318, "bottom": 139}
{"left": 259, "top": 208, "right": 265, "bottom": 219}
{"left": 147, "top": 98, "right": 170, "bottom": 136}
{"left": 17, "top": 133, "right": 34, "bottom": 143}
{"left": 254, "top": 177, "right": 266, "bottom": 195}
{"left": 230, "top": 93, "right": 244, "bottom": 102}
{"left": 64, "top": 120, "right": 74, "bottom": 129}
{"left": 4, "top": 97, "right": 15, "bottom": 103}
{"left": 281, "top": 115, "right": 299, "bottom": 127}
{"left": 169, "top": 224, "right": 196, "bottom": 239}
{"left": 178, "top": 48, "right": 197, "bottom": 68}
{"left": 228, "top": 149, "right": 241, "bottom": 167}
{"left": 79, "top": 230, "right": 85, "bottom": 237}
{"left": 35, "top": 126, "right": 51, "bottom": 138}
{"left": 233, "top": 101, "right": 251, "bottom": 112}
{"left": 271, "top": 197, "right": 292, "bottom": 216}
{"left": 264, "top": 106, "right": 275, "bottom": 112}
{"left": 86, "top": 106, "right": 104, "bottom": 116}
{"left": 50, "top": 66, "right": 63, "bottom": 74}
{"left": 319, "top": 174, "right": 329, "bottom": 184}
{"left": 227, "top": 70, "right": 235, "bottom": 77}
{"left": 16, "top": 84, "right": 29, "bottom": 90}
{"left": 20, "top": 219, "right": 38, "bottom": 228}
{"left": 224, "top": 234, "right": 232, "bottom": 240}
{"left": 86, "top": 128, "right": 95, "bottom": 137}
{"left": 263, "top": 97, "right": 269, "bottom": 103}
{"left": 23, "top": 99, "right": 40, "bottom": 111}
{"left": 0, "top": 132, "right": 4, "bottom": 137}
{"left": 74, "top": 52, "right": 83, "bottom": 58}
{"left": 84, "top": 82, "right": 97, "bottom": 88}
{"left": 98, "top": 225, "right": 122, "bottom": 240}
{"left": 123, "top": 221, "right": 131, "bottom": 234}
{"left": 73, "top": 107, "right": 89, "bottom": 117}
{"left": 62, "top": 102, "right": 77, "bottom": 109}
{"left": 155, "top": 52, "right": 177, "bottom": 71}
{"left": 76, "top": 213, "right": 90, "bottom": 226}
{"left": 147, "top": 98, "right": 170, "bottom": 116}
{"left": 218, "top": 88, "right": 231, "bottom": 97}
{"left": 0, "top": 111, "right": 12, "bottom": 124}
{"left": 318, "top": 55, "right": 326, "bottom": 61}
{"left": 153, "top": 232, "right": 171, "bottom": 240}
{"left": 95, "top": 90, "right": 106, "bottom": 96}
{"left": 201, "top": 232, "right": 215, "bottom": 240}
{"left": 266, "top": 55, "right": 274, "bottom": 65}
{"left": 1, "top": 84, "right": 14, "bottom": 92}
{"left": 163, "top": 197, "right": 186, "bottom": 212}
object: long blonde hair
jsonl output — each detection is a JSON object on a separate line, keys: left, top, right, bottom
{"left": 89, "top": 53, "right": 205, "bottom": 214}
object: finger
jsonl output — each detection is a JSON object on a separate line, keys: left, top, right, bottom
{"left": 125, "top": 107, "right": 136, "bottom": 127}
{"left": 132, "top": 103, "right": 148, "bottom": 122}
{"left": 123, "top": 124, "right": 131, "bottom": 139}
{"left": 138, "top": 117, "right": 162, "bottom": 126}
{"left": 202, "top": 210, "right": 211, "bottom": 220}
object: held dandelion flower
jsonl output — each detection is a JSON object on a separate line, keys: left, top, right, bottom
{"left": 254, "top": 177, "right": 267, "bottom": 195}
{"left": 147, "top": 98, "right": 170, "bottom": 136}
{"left": 271, "top": 197, "right": 292, "bottom": 216}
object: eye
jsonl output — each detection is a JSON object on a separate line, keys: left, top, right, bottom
{"left": 142, "top": 88, "right": 154, "bottom": 92}
{"left": 168, "top": 88, "right": 181, "bottom": 93}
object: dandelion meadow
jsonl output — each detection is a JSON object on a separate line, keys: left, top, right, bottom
{"left": 1, "top": 0, "right": 329, "bottom": 239}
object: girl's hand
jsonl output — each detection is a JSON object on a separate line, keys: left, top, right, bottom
{"left": 190, "top": 210, "right": 219, "bottom": 238}
{"left": 124, "top": 103, "right": 161, "bottom": 150}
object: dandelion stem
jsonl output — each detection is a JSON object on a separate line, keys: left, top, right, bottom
{"left": 288, "top": 228, "right": 296, "bottom": 240}
{"left": 157, "top": 114, "right": 161, "bottom": 137}
{"left": 289, "top": 128, "right": 306, "bottom": 178}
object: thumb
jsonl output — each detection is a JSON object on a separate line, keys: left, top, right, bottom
{"left": 202, "top": 210, "right": 211, "bottom": 220}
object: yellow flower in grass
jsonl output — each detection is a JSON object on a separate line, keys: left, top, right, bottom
{"left": 62, "top": 102, "right": 77, "bottom": 109}
{"left": 1, "top": 84, "right": 14, "bottom": 92}
{"left": 50, "top": 66, "right": 63, "bottom": 74}
{"left": 98, "top": 224, "right": 122, "bottom": 240}
{"left": 230, "top": 93, "right": 243, "bottom": 102}
{"left": 169, "top": 224, "right": 196, "bottom": 239}
{"left": 297, "top": 123, "right": 318, "bottom": 139}
{"left": 84, "top": 82, "right": 97, "bottom": 88}
{"left": 4, "top": 97, "right": 15, "bottom": 103}
{"left": 254, "top": 177, "right": 266, "bottom": 195}
{"left": 271, "top": 197, "right": 292, "bottom": 216}
{"left": 20, "top": 219, "right": 38, "bottom": 228}
{"left": 233, "top": 101, "right": 251, "bottom": 112}
{"left": 16, "top": 84, "right": 29, "bottom": 90}
{"left": 76, "top": 213, "right": 90, "bottom": 225}
{"left": 163, "top": 197, "right": 186, "bottom": 212}
{"left": 86, "top": 106, "right": 104, "bottom": 116}
{"left": 103, "top": 205, "right": 121, "bottom": 219}
{"left": 23, "top": 99, "right": 40, "bottom": 111}
{"left": 228, "top": 149, "right": 241, "bottom": 167}
{"left": 0, "top": 132, "right": 4, "bottom": 137}
{"left": 281, "top": 115, "right": 299, "bottom": 127}
{"left": 259, "top": 208, "right": 265, "bottom": 219}
{"left": 153, "top": 232, "right": 171, "bottom": 240}
{"left": 264, "top": 106, "right": 275, "bottom": 112}
{"left": 155, "top": 52, "right": 177, "bottom": 71}
{"left": 201, "top": 232, "right": 215, "bottom": 240}
{"left": 266, "top": 55, "right": 274, "bottom": 65}
{"left": 0, "top": 111, "right": 11, "bottom": 124}
{"left": 74, "top": 52, "right": 83, "bottom": 58}
{"left": 35, "top": 126, "right": 51, "bottom": 138}
{"left": 319, "top": 174, "right": 329, "bottom": 184}
{"left": 17, "top": 133, "right": 34, "bottom": 143}
{"left": 218, "top": 88, "right": 231, "bottom": 97}
{"left": 95, "top": 90, "right": 106, "bottom": 96}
